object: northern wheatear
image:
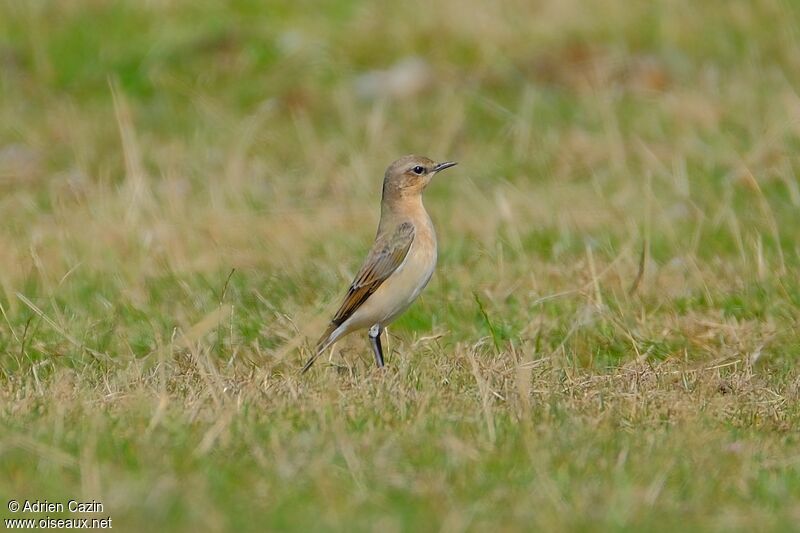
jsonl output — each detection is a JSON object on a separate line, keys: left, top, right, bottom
{"left": 302, "top": 155, "right": 457, "bottom": 372}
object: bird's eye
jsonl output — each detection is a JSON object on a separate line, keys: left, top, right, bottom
{"left": 412, "top": 166, "right": 425, "bottom": 175}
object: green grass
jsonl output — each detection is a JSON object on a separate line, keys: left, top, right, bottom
{"left": 1, "top": 0, "right": 800, "bottom": 531}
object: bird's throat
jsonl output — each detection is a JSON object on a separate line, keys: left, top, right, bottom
{"left": 378, "top": 193, "right": 427, "bottom": 232}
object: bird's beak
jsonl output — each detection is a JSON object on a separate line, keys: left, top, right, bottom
{"left": 433, "top": 161, "right": 458, "bottom": 173}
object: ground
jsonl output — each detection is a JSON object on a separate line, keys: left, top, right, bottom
{"left": 1, "top": 0, "right": 799, "bottom": 531}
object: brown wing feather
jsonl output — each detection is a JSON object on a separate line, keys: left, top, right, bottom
{"left": 302, "top": 222, "right": 415, "bottom": 373}
{"left": 331, "top": 222, "right": 414, "bottom": 325}
{"left": 329, "top": 222, "right": 415, "bottom": 327}
{"left": 315, "top": 222, "right": 414, "bottom": 349}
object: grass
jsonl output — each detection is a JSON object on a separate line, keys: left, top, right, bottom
{"left": 1, "top": 0, "right": 800, "bottom": 530}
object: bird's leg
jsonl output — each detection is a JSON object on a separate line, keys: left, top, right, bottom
{"left": 368, "top": 324, "right": 384, "bottom": 368}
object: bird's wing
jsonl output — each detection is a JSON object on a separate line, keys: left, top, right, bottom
{"left": 301, "top": 222, "right": 415, "bottom": 373}
{"left": 329, "top": 221, "right": 415, "bottom": 328}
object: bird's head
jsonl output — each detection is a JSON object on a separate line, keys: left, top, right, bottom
{"left": 382, "top": 155, "right": 457, "bottom": 200}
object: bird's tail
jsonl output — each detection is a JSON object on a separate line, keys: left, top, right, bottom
{"left": 300, "top": 322, "right": 338, "bottom": 373}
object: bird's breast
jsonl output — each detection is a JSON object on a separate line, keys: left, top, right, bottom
{"left": 379, "top": 216, "right": 437, "bottom": 320}
{"left": 345, "top": 215, "right": 437, "bottom": 330}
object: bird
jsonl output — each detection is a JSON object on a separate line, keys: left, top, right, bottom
{"left": 302, "top": 155, "right": 457, "bottom": 373}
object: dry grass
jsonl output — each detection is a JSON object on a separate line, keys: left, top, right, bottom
{"left": 1, "top": 0, "right": 799, "bottom": 531}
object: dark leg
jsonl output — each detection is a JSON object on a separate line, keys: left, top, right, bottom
{"left": 368, "top": 324, "right": 384, "bottom": 368}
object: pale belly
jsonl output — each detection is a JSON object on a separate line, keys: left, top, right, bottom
{"left": 339, "top": 236, "right": 437, "bottom": 333}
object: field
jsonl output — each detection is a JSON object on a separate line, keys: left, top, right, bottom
{"left": 1, "top": 0, "right": 800, "bottom": 531}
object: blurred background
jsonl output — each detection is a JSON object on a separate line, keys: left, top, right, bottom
{"left": 1, "top": 1, "right": 799, "bottom": 531}
{"left": 1, "top": 0, "right": 797, "bottom": 353}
